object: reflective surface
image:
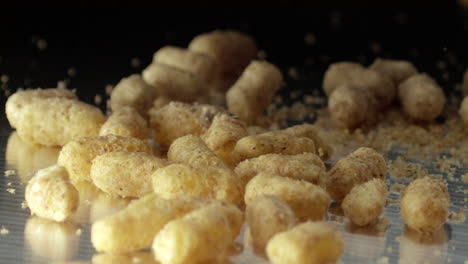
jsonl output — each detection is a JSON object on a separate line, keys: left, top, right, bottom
{"left": 0, "top": 127, "right": 467, "bottom": 263}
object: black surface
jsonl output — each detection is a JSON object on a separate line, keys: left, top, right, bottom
{"left": 0, "top": 5, "right": 467, "bottom": 104}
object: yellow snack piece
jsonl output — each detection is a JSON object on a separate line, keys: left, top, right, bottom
{"left": 459, "top": 96, "right": 468, "bottom": 126}
{"left": 167, "top": 134, "right": 226, "bottom": 168}
{"left": 326, "top": 147, "right": 386, "bottom": 202}
{"left": 400, "top": 177, "right": 450, "bottom": 234}
{"left": 153, "top": 45, "right": 219, "bottom": 84}
{"left": 24, "top": 216, "right": 79, "bottom": 261}
{"left": 232, "top": 124, "right": 329, "bottom": 163}
{"left": 342, "top": 178, "right": 388, "bottom": 226}
{"left": 142, "top": 63, "right": 207, "bottom": 102}
{"left": 91, "top": 194, "right": 210, "bottom": 253}
{"left": 266, "top": 221, "right": 344, "bottom": 264}
{"left": 323, "top": 61, "right": 364, "bottom": 95}
{"left": 369, "top": 58, "right": 418, "bottom": 86}
{"left": 6, "top": 87, "right": 76, "bottom": 128}
{"left": 148, "top": 101, "right": 221, "bottom": 146}
{"left": 226, "top": 60, "right": 283, "bottom": 124}
{"left": 188, "top": 30, "right": 257, "bottom": 77}
{"left": 109, "top": 74, "right": 155, "bottom": 118}
{"left": 244, "top": 173, "right": 330, "bottom": 221}
{"left": 91, "top": 152, "right": 168, "bottom": 198}
{"left": 152, "top": 163, "right": 243, "bottom": 204}
{"left": 57, "top": 135, "right": 152, "bottom": 183}
{"left": 16, "top": 98, "right": 105, "bottom": 146}
{"left": 246, "top": 196, "right": 296, "bottom": 254}
{"left": 235, "top": 153, "right": 325, "bottom": 187}
{"left": 25, "top": 165, "right": 79, "bottom": 222}
{"left": 399, "top": 73, "right": 446, "bottom": 121}
{"left": 89, "top": 192, "right": 133, "bottom": 223}
{"left": 328, "top": 85, "right": 379, "bottom": 129}
{"left": 201, "top": 113, "right": 248, "bottom": 166}
{"left": 152, "top": 203, "right": 243, "bottom": 264}
{"left": 99, "top": 107, "right": 148, "bottom": 140}
{"left": 323, "top": 61, "right": 395, "bottom": 108}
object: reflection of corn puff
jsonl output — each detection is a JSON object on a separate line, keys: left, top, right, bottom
{"left": 5, "top": 132, "right": 60, "bottom": 183}
{"left": 24, "top": 217, "right": 79, "bottom": 261}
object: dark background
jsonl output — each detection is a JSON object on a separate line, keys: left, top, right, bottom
{"left": 1, "top": 3, "right": 467, "bottom": 106}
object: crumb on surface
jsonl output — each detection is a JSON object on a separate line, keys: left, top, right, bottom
{"left": 6, "top": 188, "right": 15, "bottom": 194}
{"left": 4, "top": 170, "right": 15, "bottom": 177}
{"left": 21, "top": 201, "right": 28, "bottom": 209}
{"left": 0, "top": 226, "right": 9, "bottom": 235}
{"left": 448, "top": 208, "right": 466, "bottom": 223}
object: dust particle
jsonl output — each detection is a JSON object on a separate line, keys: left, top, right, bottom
{"left": 37, "top": 39, "right": 48, "bottom": 50}
{"left": 131, "top": 57, "right": 141, "bottom": 68}
{"left": 0, "top": 74, "right": 8, "bottom": 83}
{"left": 94, "top": 94, "right": 103, "bottom": 105}
{"left": 304, "top": 33, "right": 316, "bottom": 46}
{"left": 67, "top": 67, "right": 77, "bottom": 77}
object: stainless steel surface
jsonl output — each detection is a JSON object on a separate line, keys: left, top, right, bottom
{"left": 0, "top": 125, "right": 467, "bottom": 264}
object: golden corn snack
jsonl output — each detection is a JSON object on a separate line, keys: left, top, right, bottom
{"left": 91, "top": 152, "right": 168, "bottom": 198}
{"left": 6, "top": 87, "right": 76, "bottom": 128}
{"left": 326, "top": 147, "right": 386, "bottom": 202}
{"left": 142, "top": 63, "right": 207, "bottom": 102}
{"left": 323, "top": 61, "right": 395, "bottom": 108}
{"left": 152, "top": 163, "right": 243, "bottom": 204}
{"left": 244, "top": 173, "right": 330, "bottom": 221}
{"left": 152, "top": 203, "right": 243, "bottom": 264}
{"left": 400, "top": 177, "right": 450, "bottom": 234}
{"left": 25, "top": 165, "right": 79, "bottom": 222}
{"left": 109, "top": 74, "right": 155, "bottom": 118}
{"left": 153, "top": 45, "right": 219, "bottom": 84}
{"left": 246, "top": 196, "right": 296, "bottom": 254}
{"left": 235, "top": 153, "right": 325, "bottom": 187}
{"left": 188, "top": 30, "right": 257, "bottom": 77}
{"left": 328, "top": 85, "right": 379, "bottom": 129}
{"left": 226, "top": 60, "right": 283, "bottom": 124}
{"left": 16, "top": 98, "right": 105, "bottom": 146}
{"left": 369, "top": 58, "right": 418, "bottom": 85}
{"left": 167, "top": 134, "right": 226, "bottom": 168}
{"left": 342, "top": 178, "right": 388, "bottom": 226}
{"left": 398, "top": 73, "right": 446, "bottom": 121}
{"left": 201, "top": 113, "right": 248, "bottom": 166}
{"left": 99, "top": 107, "right": 148, "bottom": 140}
{"left": 232, "top": 124, "right": 329, "bottom": 163}
{"left": 459, "top": 95, "right": 468, "bottom": 126}
{"left": 148, "top": 101, "right": 221, "bottom": 146}
{"left": 266, "top": 221, "right": 344, "bottom": 264}
{"left": 57, "top": 135, "right": 152, "bottom": 183}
